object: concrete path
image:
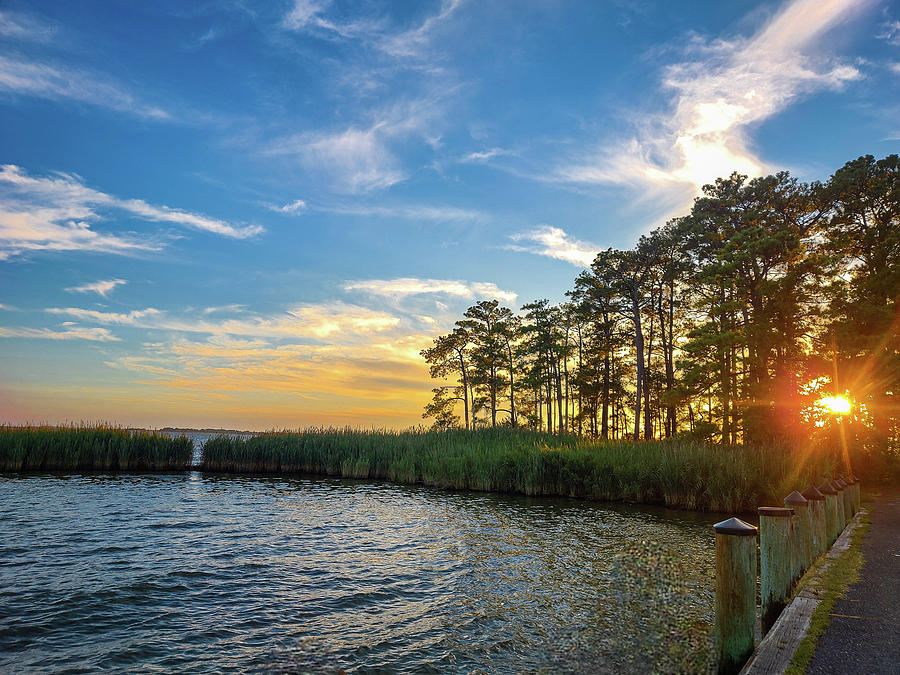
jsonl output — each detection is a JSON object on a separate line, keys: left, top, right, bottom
{"left": 807, "top": 489, "right": 900, "bottom": 674}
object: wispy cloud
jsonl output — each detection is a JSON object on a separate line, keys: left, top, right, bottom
{"left": 377, "top": 0, "right": 465, "bottom": 58}
{"left": 270, "top": 123, "right": 406, "bottom": 193}
{"left": 281, "top": 0, "right": 462, "bottom": 58}
{"left": 508, "top": 226, "right": 598, "bottom": 267}
{"left": 877, "top": 19, "right": 900, "bottom": 46}
{"left": 556, "top": 0, "right": 873, "bottom": 207}
{"left": 323, "top": 203, "right": 485, "bottom": 222}
{"left": 459, "top": 147, "right": 512, "bottom": 164}
{"left": 0, "top": 55, "right": 170, "bottom": 120}
{"left": 344, "top": 278, "right": 517, "bottom": 304}
{"left": 46, "top": 307, "right": 162, "bottom": 326}
{"left": 0, "top": 325, "right": 119, "bottom": 341}
{"left": 202, "top": 304, "right": 247, "bottom": 315}
{"left": 272, "top": 2, "right": 467, "bottom": 193}
{"left": 45, "top": 302, "right": 400, "bottom": 341}
{"left": 268, "top": 199, "right": 307, "bottom": 214}
{"left": 0, "top": 10, "right": 57, "bottom": 43}
{"left": 0, "top": 165, "right": 263, "bottom": 258}
{"left": 65, "top": 278, "right": 127, "bottom": 298}
{"left": 281, "top": 0, "right": 384, "bottom": 39}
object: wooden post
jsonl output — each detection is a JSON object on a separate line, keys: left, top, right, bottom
{"left": 819, "top": 482, "right": 838, "bottom": 545}
{"left": 832, "top": 480, "right": 847, "bottom": 530}
{"left": 802, "top": 485, "right": 826, "bottom": 558}
{"left": 784, "top": 491, "right": 810, "bottom": 581}
{"left": 838, "top": 477, "right": 853, "bottom": 519}
{"left": 759, "top": 506, "right": 794, "bottom": 634}
{"left": 849, "top": 474, "right": 860, "bottom": 514}
{"left": 714, "top": 517, "right": 758, "bottom": 674}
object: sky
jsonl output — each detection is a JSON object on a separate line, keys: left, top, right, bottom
{"left": 1, "top": 0, "right": 899, "bottom": 430}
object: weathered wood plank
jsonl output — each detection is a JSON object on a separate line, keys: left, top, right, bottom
{"left": 739, "top": 509, "right": 866, "bottom": 675}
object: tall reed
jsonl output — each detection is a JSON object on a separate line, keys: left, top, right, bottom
{"left": 0, "top": 424, "right": 193, "bottom": 471}
{"left": 201, "top": 427, "right": 836, "bottom": 512}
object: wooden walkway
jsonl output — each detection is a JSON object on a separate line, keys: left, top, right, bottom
{"left": 739, "top": 509, "right": 866, "bottom": 674}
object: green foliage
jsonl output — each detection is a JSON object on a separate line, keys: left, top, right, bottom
{"left": 0, "top": 424, "right": 193, "bottom": 471}
{"left": 201, "top": 427, "right": 835, "bottom": 512}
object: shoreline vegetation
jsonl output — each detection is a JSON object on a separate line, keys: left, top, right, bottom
{"left": 201, "top": 428, "right": 834, "bottom": 513}
{"left": 417, "top": 154, "right": 899, "bottom": 485}
{"left": 0, "top": 424, "right": 849, "bottom": 512}
{"left": 0, "top": 424, "right": 192, "bottom": 472}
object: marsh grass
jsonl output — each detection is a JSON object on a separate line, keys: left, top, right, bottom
{"left": 201, "top": 427, "right": 835, "bottom": 512}
{"left": 0, "top": 424, "right": 193, "bottom": 471}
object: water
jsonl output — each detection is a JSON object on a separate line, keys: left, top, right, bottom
{"left": 160, "top": 430, "right": 255, "bottom": 466}
{"left": 0, "top": 473, "right": 718, "bottom": 673}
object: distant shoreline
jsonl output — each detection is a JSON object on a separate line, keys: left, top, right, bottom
{"left": 159, "top": 427, "right": 259, "bottom": 435}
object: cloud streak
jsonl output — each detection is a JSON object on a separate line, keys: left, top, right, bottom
{"left": 344, "top": 278, "right": 517, "bottom": 304}
{"left": 0, "top": 325, "right": 119, "bottom": 341}
{"left": 45, "top": 302, "right": 401, "bottom": 341}
{"left": 0, "top": 165, "right": 263, "bottom": 258}
{"left": 0, "top": 55, "right": 170, "bottom": 120}
{"left": 557, "top": 0, "right": 873, "bottom": 202}
{"left": 65, "top": 278, "right": 127, "bottom": 297}
{"left": 507, "top": 226, "right": 598, "bottom": 267}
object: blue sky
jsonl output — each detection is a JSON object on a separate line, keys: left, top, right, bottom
{"left": 1, "top": 0, "right": 899, "bottom": 429}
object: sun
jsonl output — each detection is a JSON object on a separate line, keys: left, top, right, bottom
{"left": 819, "top": 396, "right": 851, "bottom": 415}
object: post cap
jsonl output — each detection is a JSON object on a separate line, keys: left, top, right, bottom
{"left": 837, "top": 478, "right": 848, "bottom": 488}
{"left": 785, "top": 490, "right": 808, "bottom": 506}
{"left": 714, "top": 516, "right": 758, "bottom": 536}
{"left": 819, "top": 483, "right": 837, "bottom": 495}
{"left": 758, "top": 506, "right": 794, "bottom": 517}
{"left": 832, "top": 480, "right": 845, "bottom": 491}
{"left": 802, "top": 485, "right": 825, "bottom": 500}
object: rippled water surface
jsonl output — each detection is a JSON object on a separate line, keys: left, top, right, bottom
{"left": 0, "top": 473, "right": 718, "bottom": 672}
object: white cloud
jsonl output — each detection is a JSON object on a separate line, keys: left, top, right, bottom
{"left": 46, "top": 307, "right": 162, "bottom": 326}
{"left": 557, "top": 0, "right": 873, "bottom": 202}
{"left": 270, "top": 199, "right": 307, "bottom": 214}
{"left": 65, "top": 278, "right": 127, "bottom": 298}
{"left": 45, "top": 302, "right": 400, "bottom": 341}
{"left": 281, "top": 0, "right": 462, "bottom": 57}
{"left": 508, "top": 226, "right": 598, "bottom": 267}
{"left": 378, "top": 0, "right": 465, "bottom": 58}
{"left": 0, "top": 55, "right": 170, "bottom": 120}
{"left": 0, "top": 303, "right": 18, "bottom": 311}
{"left": 324, "top": 203, "right": 484, "bottom": 222}
{"left": 283, "top": 0, "right": 327, "bottom": 30}
{"left": 0, "top": 165, "right": 263, "bottom": 258}
{"left": 271, "top": 124, "right": 406, "bottom": 193}
{"left": 202, "top": 304, "right": 247, "bottom": 315}
{"left": 0, "top": 10, "right": 57, "bottom": 43}
{"left": 344, "top": 278, "right": 517, "bottom": 304}
{"left": 877, "top": 20, "right": 900, "bottom": 46}
{"left": 282, "top": 0, "right": 383, "bottom": 39}
{"left": 459, "top": 148, "right": 511, "bottom": 164}
{"left": 0, "top": 325, "right": 119, "bottom": 341}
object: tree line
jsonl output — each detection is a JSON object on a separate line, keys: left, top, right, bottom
{"left": 422, "top": 154, "right": 899, "bottom": 454}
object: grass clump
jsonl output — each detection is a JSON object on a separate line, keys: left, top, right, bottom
{"left": 0, "top": 423, "right": 193, "bottom": 472}
{"left": 201, "top": 427, "right": 834, "bottom": 512}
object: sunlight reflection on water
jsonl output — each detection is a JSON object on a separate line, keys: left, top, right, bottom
{"left": 0, "top": 473, "right": 717, "bottom": 672}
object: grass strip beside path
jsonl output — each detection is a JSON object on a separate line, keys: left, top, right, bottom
{"left": 785, "top": 511, "right": 871, "bottom": 675}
